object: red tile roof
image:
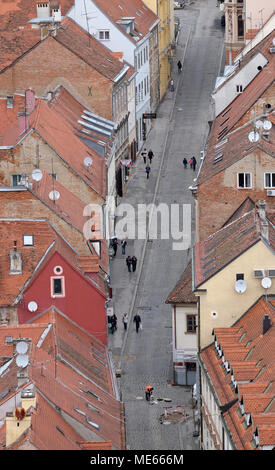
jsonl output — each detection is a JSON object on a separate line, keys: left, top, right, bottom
{"left": 0, "top": 27, "right": 41, "bottom": 71}
{"left": 200, "top": 296, "right": 275, "bottom": 449}
{"left": 193, "top": 208, "right": 275, "bottom": 288}
{"left": 92, "top": 0, "right": 159, "bottom": 44}
{"left": 166, "top": 260, "right": 197, "bottom": 304}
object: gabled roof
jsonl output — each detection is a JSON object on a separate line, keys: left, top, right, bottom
{"left": 221, "top": 197, "right": 256, "bottom": 228}
{"left": 197, "top": 117, "right": 275, "bottom": 185}
{"left": 166, "top": 260, "right": 197, "bottom": 304}
{"left": 0, "top": 307, "right": 125, "bottom": 449}
{"left": 193, "top": 208, "right": 275, "bottom": 289}
{"left": 55, "top": 17, "right": 126, "bottom": 81}
{"left": 91, "top": 0, "right": 159, "bottom": 44}
{"left": 0, "top": 28, "right": 41, "bottom": 72}
{"left": 200, "top": 296, "right": 275, "bottom": 450}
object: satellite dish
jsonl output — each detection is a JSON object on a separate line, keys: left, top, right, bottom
{"left": 32, "top": 169, "right": 43, "bottom": 182}
{"left": 84, "top": 156, "right": 93, "bottom": 167}
{"left": 16, "top": 354, "right": 29, "bottom": 368}
{"left": 263, "top": 120, "right": 272, "bottom": 130}
{"left": 235, "top": 280, "right": 247, "bottom": 294}
{"left": 261, "top": 277, "right": 272, "bottom": 289}
{"left": 255, "top": 120, "right": 263, "bottom": 129}
{"left": 28, "top": 301, "right": 38, "bottom": 312}
{"left": 248, "top": 131, "right": 259, "bottom": 143}
{"left": 49, "top": 190, "right": 60, "bottom": 201}
{"left": 16, "top": 341, "right": 29, "bottom": 355}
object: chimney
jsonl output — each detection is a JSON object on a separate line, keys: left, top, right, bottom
{"left": 263, "top": 314, "right": 271, "bottom": 335}
{"left": 18, "top": 112, "right": 29, "bottom": 135}
{"left": 258, "top": 200, "right": 269, "bottom": 241}
{"left": 25, "top": 89, "right": 36, "bottom": 115}
{"left": 10, "top": 241, "right": 22, "bottom": 275}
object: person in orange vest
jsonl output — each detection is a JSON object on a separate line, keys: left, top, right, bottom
{"left": 145, "top": 385, "right": 154, "bottom": 401}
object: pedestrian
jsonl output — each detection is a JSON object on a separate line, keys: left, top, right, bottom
{"left": 112, "top": 238, "right": 118, "bottom": 256}
{"left": 145, "top": 385, "right": 154, "bottom": 401}
{"left": 170, "top": 79, "right": 174, "bottom": 92}
{"left": 141, "top": 148, "right": 147, "bottom": 164}
{"left": 133, "top": 312, "right": 141, "bottom": 333}
{"left": 122, "top": 313, "right": 128, "bottom": 330}
{"left": 145, "top": 164, "right": 151, "bottom": 179}
{"left": 148, "top": 149, "right": 154, "bottom": 164}
{"left": 131, "top": 255, "right": 137, "bottom": 272}
{"left": 177, "top": 60, "right": 182, "bottom": 73}
{"left": 189, "top": 158, "right": 193, "bottom": 169}
{"left": 110, "top": 314, "right": 117, "bottom": 334}
{"left": 126, "top": 255, "right": 132, "bottom": 272}
{"left": 121, "top": 238, "right": 127, "bottom": 255}
{"left": 192, "top": 156, "right": 197, "bottom": 171}
{"left": 183, "top": 157, "right": 188, "bottom": 168}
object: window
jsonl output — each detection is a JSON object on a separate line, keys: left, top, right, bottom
{"left": 23, "top": 235, "right": 34, "bottom": 246}
{"left": 236, "top": 273, "right": 244, "bottom": 280}
{"left": 99, "top": 30, "right": 110, "bottom": 40}
{"left": 51, "top": 276, "right": 65, "bottom": 298}
{"left": 186, "top": 315, "right": 196, "bottom": 333}
{"left": 12, "top": 175, "right": 22, "bottom": 186}
{"left": 7, "top": 96, "right": 13, "bottom": 109}
{"left": 238, "top": 173, "right": 252, "bottom": 188}
{"left": 236, "top": 84, "right": 243, "bottom": 93}
{"left": 264, "top": 173, "right": 275, "bottom": 188}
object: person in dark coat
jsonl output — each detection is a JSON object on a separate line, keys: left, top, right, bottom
{"left": 141, "top": 148, "right": 147, "bottom": 164}
{"left": 112, "top": 238, "right": 118, "bottom": 256}
{"left": 145, "top": 164, "right": 151, "bottom": 179}
{"left": 133, "top": 313, "right": 141, "bottom": 333}
{"left": 148, "top": 149, "right": 154, "bottom": 164}
{"left": 183, "top": 157, "right": 188, "bottom": 168}
{"left": 192, "top": 156, "right": 197, "bottom": 171}
{"left": 131, "top": 256, "right": 137, "bottom": 272}
{"left": 126, "top": 256, "right": 132, "bottom": 272}
{"left": 110, "top": 314, "right": 117, "bottom": 334}
{"left": 177, "top": 60, "right": 182, "bottom": 73}
{"left": 121, "top": 239, "right": 127, "bottom": 255}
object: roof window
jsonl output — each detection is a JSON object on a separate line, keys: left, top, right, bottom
{"left": 23, "top": 234, "right": 34, "bottom": 246}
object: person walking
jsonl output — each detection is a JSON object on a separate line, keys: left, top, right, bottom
{"left": 192, "top": 156, "right": 197, "bottom": 171}
{"left": 177, "top": 60, "right": 182, "bottom": 73}
{"left": 148, "top": 149, "right": 154, "bottom": 164}
{"left": 126, "top": 255, "right": 132, "bottom": 272}
{"left": 133, "top": 312, "right": 141, "bottom": 333}
{"left": 145, "top": 385, "right": 154, "bottom": 401}
{"left": 169, "top": 79, "right": 174, "bottom": 92}
{"left": 121, "top": 239, "right": 127, "bottom": 255}
{"left": 112, "top": 238, "right": 118, "bottom": 256}
{"left": 110, "top": 314, "right": 117, "bottom": 334}
{"left": 183, "top": 157, "right": 188, "bottom": 168}
{"left": 141, "top": 148, "right": 147, "bottom": 164}
{"left": 122, "top": 313, "right": 128, "bottom": 331}
{"left": 131, "top": 255, "right": 137, "bottom": 272}
{"left": 145, "top": 164, "right": 151, "bottom": 179}
{"left": 189, "top": 158, "right": 193, "bottom": 169}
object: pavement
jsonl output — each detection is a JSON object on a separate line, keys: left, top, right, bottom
{"left": 107, "top": 0, "right": 225, "bottom": 451}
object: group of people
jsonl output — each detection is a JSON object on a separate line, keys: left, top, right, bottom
{"left": 141, "top": 148, "right": 154, "bottom": 179}
{"left": 109, "top": 311, "right": 142, "bottom": 334}
{"left": 126, "top": 255, "right": 137, "bottom": 272}
{"left": 183, "top": 156, "right": 197, "bottom": 171}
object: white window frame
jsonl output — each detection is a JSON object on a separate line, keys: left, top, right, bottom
{"left": 50, "top": 276, "right": 65, "bottom": 298}
{"left": 264, "top": 172, "right": 275, "bottom": 189}
{"left": 237, "top": 172, "right": 252, "bottom": 189}
{"left": 23, "top": 234, "right": 34, "bottom": 246}
{"left": 99, "top": 30, "right": 110, "bottom": 40}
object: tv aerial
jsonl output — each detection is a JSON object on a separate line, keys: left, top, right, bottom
{"left": 84, "top": 156, "right": 93, "bottom": 168}
{"left": 49, "top": 190, "right": 60, "bottom": 202}
{"left": 248, "top": 130, "right": 259, "bottom": 143}
{"left": 28, "top": 301, "right": 38, "bottom": 312}
{"left": 235, "top": 279, "right": 247, "bottom": 294}
{"left": 32, "top": 169, "right": 43, "bottom": 182}
{"left": 261, "top": 277, "right": 272, "bottom": 289}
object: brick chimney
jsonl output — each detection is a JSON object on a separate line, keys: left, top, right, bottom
{"left": 258, "top": 200, "right": 269, "bottom": 241}
{"left": 263, "top": 314, "right": 271, "bottom": 335}
{"left": 25, "top": 89, "right": 36, "bottom": 115}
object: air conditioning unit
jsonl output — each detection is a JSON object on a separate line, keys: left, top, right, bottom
{"left": 269, "top": 47, "right": 275, "bottom": 53}
{"left": 267, "top": 269, "right": 275, "bottom": 278}
{"left": 254, "top": 269, "right": 265, "bottom": 278}
{"left": 267, "top": 189, "right": 275, "bottom": 196}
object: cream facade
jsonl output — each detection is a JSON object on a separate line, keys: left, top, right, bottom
{"left": 143, "top": 0, "right": 174, "bottom": 100}
{"left": 196, "top": 241, "right": 275, "bottom": 350}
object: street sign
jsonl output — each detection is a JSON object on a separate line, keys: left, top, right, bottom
{"left": 143, "top": 113, "right": 157, "bottom": 119}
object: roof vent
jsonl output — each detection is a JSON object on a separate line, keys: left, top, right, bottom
{"left": 263, "top": 314, "right": 271, "bottom": 335}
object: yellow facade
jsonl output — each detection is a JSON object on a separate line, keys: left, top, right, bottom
{"left": 197, "top": 241, "right": 275, "bottom": 350}
{"left": 144, "top": 0, "right": 174, "bottom": 100}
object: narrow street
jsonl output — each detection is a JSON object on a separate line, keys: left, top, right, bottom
{"left": 109, "top": 0, "right": 225, "bottom": 450}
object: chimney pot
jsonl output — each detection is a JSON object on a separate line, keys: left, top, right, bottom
{"left": 263, "top": 314, "right": 271, "bottom": 335}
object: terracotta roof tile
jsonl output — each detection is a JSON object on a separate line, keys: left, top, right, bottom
{"left": 166, "top": 260, "right": 197, "bottom": 304}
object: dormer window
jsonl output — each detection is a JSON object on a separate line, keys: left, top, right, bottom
{"left": 239, "top": 397, "right": 245, "bottom": 415}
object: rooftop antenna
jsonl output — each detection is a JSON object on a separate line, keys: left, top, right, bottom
{"left": 82, "top": 0, "right": 97, "bottom": 47}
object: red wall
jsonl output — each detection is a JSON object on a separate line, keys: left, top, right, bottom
{"left": 18, "top": 252, "right": 107, "bottom": 345}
